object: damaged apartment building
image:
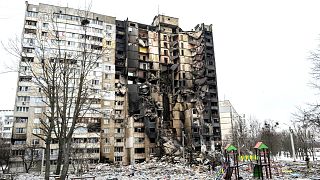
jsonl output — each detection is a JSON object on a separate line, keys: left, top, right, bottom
{"left": 11, "top": 1, "right": 221, "bottom": 169}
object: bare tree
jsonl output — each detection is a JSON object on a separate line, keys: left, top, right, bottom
{"left": 20, "top": 144, "right": 42, "bottom": 173}
{"left": 0, "top": 139, "right": 11, "bottom": 174}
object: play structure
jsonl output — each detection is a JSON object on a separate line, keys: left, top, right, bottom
{"left": 223, "top": 142, "right": 272, "bottom": 179}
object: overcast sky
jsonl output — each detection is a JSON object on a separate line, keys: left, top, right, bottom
{"left": 0, "top": 0, "right": 319, "bottom": 126}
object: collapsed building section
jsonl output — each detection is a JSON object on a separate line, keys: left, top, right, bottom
{"left": 111, "top": 15, "right": 222, "bottom": 164}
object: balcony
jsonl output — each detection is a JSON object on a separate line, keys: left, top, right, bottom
{"left": 134, "top": 122, "right": 144, "bottom": 127}
{"left": 12, "top": 133, "right": 27, "bottom": 139}
{"left": 134, "top": 153, "right": 145, "bottom": 159}
{"left": 207, "top": 65, "right": 215, "bottom": 70}
{"left": 114, "top": 142, "right": 124, "bottom": 146}
{"left": 114, "top": 114, "right": 125, "bottom": 119}
{"left": 115, "top": 105, "right": 124, "bottom": 110}
{"left": 114, "top": 152, "right": 124, "bottom": 156}
{"left": 114, "top": 133, "right": 125, "bottom": 138}
{"left": 213, "top": 122, "right": 220, "bottom": 127}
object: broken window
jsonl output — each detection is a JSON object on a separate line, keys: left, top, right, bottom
{"left": 134, "top": 137, "right": 144, "bottom": 143}
{"left": 164, "top": 57, "right": 168, "bottom": 64}
{"left": 180, "top": 42, "right": 184, "bottom": 49}
{"left": 181, "top": 50, "right": 184, "bottom": 56}
{"left": 163, "top": 35, "right": 167, "bottom": 41}
{"left": 164, "top": 42, "right": 168, "bottom": 48}
{"left": 149, "top": 138, "right": 156, "bottom": 143}
{"left": 116, "top": 128, "right": 124, "bottom": 133}
{"left": 115, "top": 156, "right": 122, "bottom": 161}
{"left": 164, "top": 50, "right": 168, "bottom": 56}
{"left": 134, "top": 127, "right": 144, "bottom": 132}
{"left": 114, "top": 147, "right": 123, "bottom": 152}
{"left": 134, "top": 148, "right": 145, "bottom": 154}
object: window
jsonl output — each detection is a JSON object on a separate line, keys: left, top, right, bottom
{"left": 92, "top": 79, "right": 99, "bottom": 85}
{"left": 17, "top": 96, "right": 30, "bottom": 102}
{"left": 26, "top": 11, "right": 38, "bottom": 17}
{"left": 134, "top": 148, "right": 145, "bottom": 154}
{"left": 164, "top": 42, "right": 168, "bottom": 48}
{"left": 16, "top": 106, "right": 29, "bottom": 112}
{"left": 67, "top": 41, "right": 75, "bottom": 46}
{"left": 43, "top": 23, "right": 49, "bottom": 28}
{"left": 115, "top": 156, "right": 122, "bottom": 162}
{"left": 33, "top": 128, "right": 41, "bottom": 134}
{"left": 117, "top": 128, "right": 124, "bottom": 133}
{"left": 34, "top": 118, "right": 40, "bottom": 124}
{"left": 18, "top": 86, "right": 29, "bottom": 92}
{"left": 14, "top": 140, "right": 26, "bottom": 145}
{"left": 114, "top": 147, "right": 123, "bottom": 152}
{"left": 134, "top": 127, "right": 144, "bottom": 132}
{"left": 21, "top": 57, "right": 34, "bottom": 62}
{"left": 26, "top": 20, "right": 37, "bottom": 26}
{"left": 25, "top": 28, "right": 36, "bottom": 35}
{"left": 106, "top": 41, "right": 111, "bottom": 45}
{"left": 104, "top": 147, "right": 110, "bottom": 153}
{"left": 116, "top": 138, "right": 123, "bottom": 142}
{"left": 106, "top": 25, "right": 112, "bottom": 30}
{"left": 87, "top": 148, "right": 99, "bottom": 153}
{"left": 23, "top": 47, "right": 33, "bottom": 53}
{"left": 105, "top": 73, "right": 111, "bottom": 79}
{"left": 163, "top": 35, "right": 167, "bottom": 41}
{"left": 164, "top": 50, "right": 168, "bottom": 56}
{"left": 32, "top": 139, "right": 40, "bottom": 145}
{"left": 16, "top": 117, "right": 28, "bottom": 123}
{"left": 103, "top": 128, "right": 109, "bottom": 133}
{"left": 12, "top": 150, "right": 25, "bottom": 156}
{"left": 134, "top": 137, "right": 144, "bottom": 143}
{"left": 180, "top": 42, "right": 184, "bottom": 49}
{"left": 164, "top": 57, "right": 168, "bottom": 64}
{"left": 181, "top": 50, "right": 184, "bottom": 56}
{"left": 88, "top": 138, "right": 98, "bottom": 143}
{"left": 16, "top": 128, "right": 26, "bottom": 133}
{"left": 41, "top": 32, "right": 48, "bottom": 37}
{"left": 34, "top": 108, "right": 42, "bottom": 114}
{"left": 3, "top": 127, "right": 11, "bottom": 131}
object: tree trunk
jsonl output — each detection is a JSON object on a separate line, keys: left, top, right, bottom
{"left": 45, "top": 137, "right": 51, "bottom": 180}
{"left": 60, "top": 140, "right": 71, "bottom": 180}
{"left": 55, "top": 138, "right": 64, "bottom": 175}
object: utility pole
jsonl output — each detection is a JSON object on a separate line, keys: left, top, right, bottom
{"left": 289, "top": 128, "right": 296, "bottom": 162}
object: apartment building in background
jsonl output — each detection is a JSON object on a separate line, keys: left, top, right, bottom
{"left": 11, "top": 1, "right": 221, "bottom": 168}
{"left": 219, "top": 100, "right": 243, "bottom": 146}
{"left": 0, "top": 110, "right": 14, "bottom": 140}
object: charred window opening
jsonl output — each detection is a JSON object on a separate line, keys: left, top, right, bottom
{"left": 134, "top": 127, "right": 145, "bottom": 132}
{"left": 134, "top": 148, "right": 145, "bottom": 154}
{"left": 149, "top": 138, "right": 156, "bottom": 143}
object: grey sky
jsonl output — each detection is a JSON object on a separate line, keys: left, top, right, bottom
{"left": 0, "top": 0, "right": 319, "bottom": 125}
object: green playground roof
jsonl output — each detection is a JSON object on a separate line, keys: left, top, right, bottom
{"left": 254, "top": 142, "right": 268, "bottom": 150}
{"left": 225, "top": 144, "right": 238, "bottom": 152}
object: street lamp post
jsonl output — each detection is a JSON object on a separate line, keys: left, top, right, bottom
{"left": 289, "top": 128, "right": 296, "bottom": 162}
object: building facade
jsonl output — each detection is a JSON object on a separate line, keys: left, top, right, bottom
{"left": 11, "top": 2, "right": 221, "bottom": 168}
{"left": 219, "top": 100, "right": 243, "bottom": 146}
{"left": 0, "top": 110, "right": 14, "bottom": 140}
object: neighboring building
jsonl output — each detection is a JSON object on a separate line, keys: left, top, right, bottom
{"left": 12, "top": 1, "right": 221, "bottom": 168}
{"left": 0, "top": 110, "right": 14, "bottom": 140}
{"left": 219, "top": 100, "right": 243, "bottom": 146}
